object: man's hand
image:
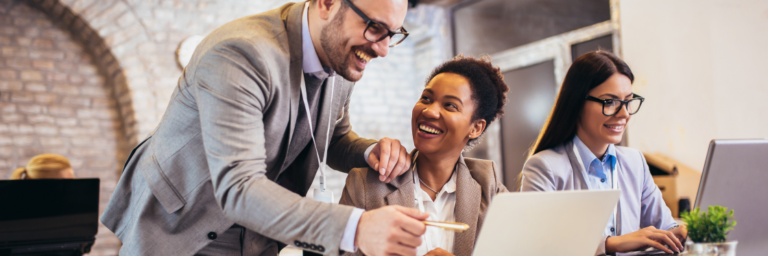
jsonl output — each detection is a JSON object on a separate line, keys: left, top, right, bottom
{"left": 355, "top": 205, "right": 428, "bottom": 256}
{"left": 367, "top": 137, "right": 411, "bottom": 183}
{"left": 605, "top": 226, "right": 684, "bottom": 254}
{"left": 424, "top": 248, "right": 454, "bottom": 256}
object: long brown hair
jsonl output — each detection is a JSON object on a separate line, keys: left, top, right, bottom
{"left": 10, "top": 154, "right": 73, "bottom": 179}
{"left": 530, "top": 51, "right": 634, "bottom": 156}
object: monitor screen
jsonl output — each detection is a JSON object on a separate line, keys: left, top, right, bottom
{"left": 0, "top": 179, "right": 99, "bottom": 242}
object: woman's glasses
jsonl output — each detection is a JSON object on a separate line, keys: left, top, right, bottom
{"left": 342, "top": 0, "right": 409, "bottom": 47}
{"left": 585, "top": 94, "right": 645, "bottom": 116}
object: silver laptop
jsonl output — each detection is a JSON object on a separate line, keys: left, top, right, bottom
{"left": 473, "top": 190, "right": 620, "bottom": 256}
{"left": 694, "top": 139, "right": 768, "bottom": 256}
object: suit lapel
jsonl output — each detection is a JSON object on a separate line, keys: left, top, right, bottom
{"left": 385, "top": 151, "right": 418, "bottom": 208}
{"left": 453, "top": 155, "right": 481, "bottom": 256}
{"left": 284, "top": 2, "right": 304, "bottom": 164}
{"left": 565, "top": 139, "right": 590, "bottom": 190}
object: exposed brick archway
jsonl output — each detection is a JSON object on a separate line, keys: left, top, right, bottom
{"left": 29, "top": 0, "right": 160, "bottom": 146}
{"left": 1, "top": 0, "right": 141, "bottom": 254}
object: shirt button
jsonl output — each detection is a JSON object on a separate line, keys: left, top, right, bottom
{"left": 207, "top": 232, "right": 217, "bottom": 240}
{"left": 601, "top": 178, "right": 606, "bottom": 183}
{"left": 610, "top": 227, "right": 615, "bottom": 232}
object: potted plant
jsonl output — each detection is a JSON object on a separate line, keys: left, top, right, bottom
{"left": 681, "top": 205, "right": 738, "bottom": 256}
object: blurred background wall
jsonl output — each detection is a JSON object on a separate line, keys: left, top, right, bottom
{"left": 621, "top": 0, "right": 768, "bottom": 171}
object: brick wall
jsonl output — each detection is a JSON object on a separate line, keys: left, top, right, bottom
{"left": 0, "top": 1, "right": 127, "bottom": 255}
{"left": 1, "top": 0, "right": 449, "bottom": 255}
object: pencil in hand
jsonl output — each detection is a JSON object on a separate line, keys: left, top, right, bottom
{"left": 422, "top": 220, "right": 469, "bottom": 232}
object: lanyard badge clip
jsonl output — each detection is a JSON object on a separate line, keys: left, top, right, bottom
{"left": 300, "top": 72, "right": 336, "bottom": 203}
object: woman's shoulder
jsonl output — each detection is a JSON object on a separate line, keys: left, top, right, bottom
{"left": 615, "top": 145, "right": 642, "bottom": 156}
{"left": 526, "top": 144, "right": 572, "bottom": 172}
{"left": 463, "top": 158, "right": 495, "bottom": 172}
{"left": 615, "top": 146, "right": 645, "bottom": 163}
{"left": 347, "top": 167, "right": 372, "bottom": 180}
{"left": 346, "top": 167, "right": 385, "bottom": 187}
{"left": 463, "top": 158, "right": 503, "bottom": 187}
{"left": 345, "top": 167, "right": 396, "bottom": 193}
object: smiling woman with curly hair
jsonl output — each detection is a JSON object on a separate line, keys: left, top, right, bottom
{"left": 340, "top": 55, "right": 509, "bottom": 256}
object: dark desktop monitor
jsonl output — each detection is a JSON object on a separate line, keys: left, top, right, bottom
{"left": 0, "top": 179, "right": 99, "bottom": 256}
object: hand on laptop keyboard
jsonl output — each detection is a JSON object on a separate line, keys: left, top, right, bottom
{"left": 605, "top": 226, "right": 684, "bottom": 254}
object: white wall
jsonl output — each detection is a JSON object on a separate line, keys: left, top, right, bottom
{"left": 620, "top": 0, "right": 768, "bottom": 171}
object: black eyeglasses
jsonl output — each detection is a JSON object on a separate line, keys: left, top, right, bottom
{"left": 342, "top": 0, "right": 409, "bottom": 47}
{"left": 585, "top": 94, "right": 645, "bottom": 116}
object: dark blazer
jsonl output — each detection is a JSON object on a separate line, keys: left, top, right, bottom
{"left": 339, "top": 151, "right": 508, "bottom": 256}
{"left": 100, "top": 2, "right": 376, "bottom": 255}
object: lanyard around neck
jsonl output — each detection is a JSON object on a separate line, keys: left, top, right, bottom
{"left": 300, "top": 72, "right": 335, "bottom": 191}
{"left": 572, "top": 143, "right": 619, "bottom": 236}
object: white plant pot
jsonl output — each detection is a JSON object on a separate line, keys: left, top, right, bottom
{"left": 684, "top": 241, "right": 737, "bottom": 256}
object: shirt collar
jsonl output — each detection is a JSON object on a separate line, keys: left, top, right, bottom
{"left": 573, "top": 135, "right": 617, "bottom": 172}
{"left": 412, "top": 152, "right": 458, "bottom": 196}
{"left": 442, "top": 170, "right": 457, "bottom": 194}
{"left": 302, "top": 2, "right": 331, "bottom": 80}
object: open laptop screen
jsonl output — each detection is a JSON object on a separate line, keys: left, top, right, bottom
{"left": 0, "top": 179, "right": 99, "bottom": 243}
{"left": 695, "top": 139, "right": 768, "bottom": 256}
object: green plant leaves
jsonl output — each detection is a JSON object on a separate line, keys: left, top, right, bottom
{"left": 681, "top": 205, "right": 737, "bottom": 243}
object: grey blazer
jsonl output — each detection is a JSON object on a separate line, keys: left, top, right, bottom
{"left": 339, "top": 151, "right": 508, "bottom": 256}
{"left": 101, "top": 2, "right": 376, "bottom": 255}
{"left": 520, "top": 139, "right": 676, "bottom": 255}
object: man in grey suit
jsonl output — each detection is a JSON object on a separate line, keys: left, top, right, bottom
{"left": 101, "top": 0, "right": 429, "bottom": 255}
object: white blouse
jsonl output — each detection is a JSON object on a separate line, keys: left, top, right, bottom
{"left": 412, "top": 167, "right": 457, "bottom": 256}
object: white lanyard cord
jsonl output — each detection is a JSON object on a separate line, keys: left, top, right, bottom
{"left": 300, "top": 73, "right": 335, "bottom": 191}
{"left": 573, "top": 143, "right": 619, "bottom": 236}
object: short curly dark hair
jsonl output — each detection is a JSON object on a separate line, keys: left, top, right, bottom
{"left": 425, "top": 55, "right": 509, "bottom": 148}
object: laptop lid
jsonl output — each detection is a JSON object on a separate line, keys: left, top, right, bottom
{"left": 473, "top": 190, "right": 620, "bottom": 256}
{"left": 0, "top": 179, "right": 99, "bottom": 243}
{"left": 694, "top": 139, "right": 768, "bottom": 256}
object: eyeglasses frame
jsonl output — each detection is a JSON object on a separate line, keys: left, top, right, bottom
{"left": 341, "top": 0, "right": 409, "bottom": 47}
{"left": 585, "top": 94, "right": 645, "bottom": 116}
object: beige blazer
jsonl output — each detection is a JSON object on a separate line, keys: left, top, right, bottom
{"left": 101, "top": 2, "right": 376, "bottom": 255}
{"left": 339, "top": 151, "right": 508, "bottom": 256}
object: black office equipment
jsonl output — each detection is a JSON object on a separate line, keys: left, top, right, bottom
{"left": 0, "top": 179, "right": 99, "bottom": 256}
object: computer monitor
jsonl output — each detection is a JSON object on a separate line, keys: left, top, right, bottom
{"left": 0, "top": 178, "right": 99, "bottom": 255}
{"left": 695, "top": 139, "right": 768, "bottom": 256}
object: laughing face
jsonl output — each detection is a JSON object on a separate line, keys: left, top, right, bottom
{"left": 320, "top": 0, "right": 408, "bottom": 82}
{"left": 577, "top": 73, "right": 634, "bottom": 148}
{"left": 412, "top": 73, "right": 485, "bottom": 156}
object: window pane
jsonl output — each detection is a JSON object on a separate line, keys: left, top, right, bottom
{"left": 500, "top": 60, "right": 556, "bottom": 187}
{"left": 453, "top": 0, "right": 610, "bottom": 56}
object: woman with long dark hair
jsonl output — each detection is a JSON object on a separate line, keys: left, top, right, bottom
{"left": 520, "top": 51, "right": 687, "bottom": 255}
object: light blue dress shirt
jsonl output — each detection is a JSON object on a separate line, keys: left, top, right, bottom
{"left": 520, "top": 136, "right": 678, "bottom": 255}
{"left": 573, "top": 136, "right": 618, "bottom": 236}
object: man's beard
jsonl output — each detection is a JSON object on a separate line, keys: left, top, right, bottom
{"left": 320, "top": 9, "right": 363, "bottom": 82}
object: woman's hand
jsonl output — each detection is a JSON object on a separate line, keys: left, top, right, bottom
{"left": 605, "top": 226, "right": 684, "bottom": 254}
{"left": 424, "top": 247, "right": 454, "bottom": 256}
{"left": 670, "top": 225, "right": 688, "bottom": 242}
